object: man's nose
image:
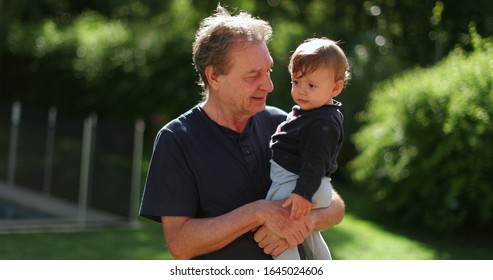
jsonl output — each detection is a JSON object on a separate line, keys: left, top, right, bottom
{"left": 260, "top": 73, "right": 274, "bottom": 93}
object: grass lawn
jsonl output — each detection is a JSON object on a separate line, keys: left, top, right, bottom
{"left": 0, "top": 186, "right": 491, "bottom": 260}
{"left": 326, "top": 186, "right": 492, "bottom": 260}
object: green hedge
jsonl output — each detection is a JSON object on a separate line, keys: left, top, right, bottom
{"left": 349, "top": 30, "right": 493, "bottom": 233}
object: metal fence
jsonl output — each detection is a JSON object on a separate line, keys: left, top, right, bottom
{"left": 0, "top": 102, "right": 145, "bottom": 232}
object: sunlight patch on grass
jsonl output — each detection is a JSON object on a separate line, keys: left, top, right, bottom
{"left": 324, "top": 214, "right": 437, "bottom": 260}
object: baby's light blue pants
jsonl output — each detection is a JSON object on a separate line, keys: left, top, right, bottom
{"left": 266, "top": 160, "right": 332, "bottom": 260}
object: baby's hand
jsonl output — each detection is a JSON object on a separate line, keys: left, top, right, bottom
{"left": 282, "top": 193, "right": 316, "bottom": 219}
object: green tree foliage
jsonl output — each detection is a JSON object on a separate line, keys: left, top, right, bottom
{"left": 349, "top": 28, "right": 493, "bottom": 233}
{"left": 1, "top": 0, "right": 201, "bottom": 120}
{"left": 1, "top": 0, "right": 493, "bottom": 171}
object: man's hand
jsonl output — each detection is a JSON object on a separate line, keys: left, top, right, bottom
{"left": 254, "top": 225, "right": 289, "bottom": 256}
{"left": 255, "top": 189, "right": 345, "bottom": 257}
{"left": 262, "top": 201, "right": 314, "bottom": 247}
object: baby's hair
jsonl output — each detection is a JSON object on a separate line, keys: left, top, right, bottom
{"left": 289, "top": 38, "right": 351, "bottom": 86}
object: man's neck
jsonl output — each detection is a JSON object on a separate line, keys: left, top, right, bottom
{"left": 201, "top": 101, "right": 250, "bottom": 133}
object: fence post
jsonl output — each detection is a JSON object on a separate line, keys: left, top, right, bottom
{"left": 78, "top": 113, "right": 97, "bottom": 227}
{"left": 129, "top": 118, "right": 145, "bottom": 226}
{"left": 43, "top": 106, "right": 57, "bottom": 195}
{"left": 7, "top": 101, "right": 21, "bottom": 188}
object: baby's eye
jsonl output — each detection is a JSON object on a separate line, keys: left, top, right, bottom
{"left": 309, "top": 83, "right": 316, "bottom": 88}
{"left": 292, "top": 80, "right": 299, "bottom": 86}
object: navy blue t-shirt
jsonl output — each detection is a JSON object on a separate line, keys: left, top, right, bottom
{"left": 139, "top": 105, "right": 287, "bottom": 259}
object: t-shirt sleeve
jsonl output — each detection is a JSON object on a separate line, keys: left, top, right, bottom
{"left": 139, "top": 128, "right": 199, "bottom": 222}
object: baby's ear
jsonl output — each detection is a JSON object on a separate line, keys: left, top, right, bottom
{"left": 331, "top": 80, "right": 344, "bottom": 98}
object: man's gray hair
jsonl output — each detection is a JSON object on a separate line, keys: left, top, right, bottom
{"left": 192, "top": 4, "right": 273, "bottom": 94}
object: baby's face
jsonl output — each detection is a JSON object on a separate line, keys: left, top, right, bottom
{"left": 291, "top": 67, "right": 342, "bottom": 110}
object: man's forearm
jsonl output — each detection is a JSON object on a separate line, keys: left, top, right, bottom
{"left": 162, "top": 199, "right": 311, "bottom": 259}
{"left": 162, "top": 201, "right": 266, "bottom": 259}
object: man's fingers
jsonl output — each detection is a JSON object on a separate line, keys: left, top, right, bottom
{"left": 264, "top": 239, "right": 288, "bottom": 257}
{"left": 270, "top": 242, "right": 289, "bottom": 257}
{"left": 261, "top": 200, "right": 315, "bottom": 247}
{"left": 284, "top": 234, "right": 298, "bottom": 247}
{"left": 255, "top": 226, "right": 284, "bottom": 249}
{"left": 253, "top": 226, "right": 268, "bottom": 243}
{"left": 294, "top": 229, "right": 305, "bottom": 244}
{"left": 258, "top": 233, "right": 279, "bottom": 248}
{"left": 262, "top": 241, "right": 278, "bottom": 255}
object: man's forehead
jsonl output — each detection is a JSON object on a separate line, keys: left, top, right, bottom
{"left": 230, "top": 45, "right": 273, "bottom": 71}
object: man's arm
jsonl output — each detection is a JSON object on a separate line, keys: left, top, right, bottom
{"left": 254, "top": 189, "right": 345, "bottom": 256}
{"left": 162, "top": 199, "right": 312, "bottom": 259}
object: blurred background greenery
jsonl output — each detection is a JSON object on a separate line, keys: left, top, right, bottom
{"left": 3, "top": 0, "right": 492, "bottom": 130}
{"left": 1, "top": 0, "right": 492, "bottom": 258}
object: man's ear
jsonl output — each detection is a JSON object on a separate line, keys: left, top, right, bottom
{"left": 205, "top": 65, "right": 220, "bottom": 91}
{"left": 331, "top": 80, "right": 344, "bottom": 98}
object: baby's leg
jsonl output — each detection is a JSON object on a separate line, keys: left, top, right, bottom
{"left": 303, "top": 231, "right": 332, "bottom": 260}
{"left": 303, "top": 177, "right": 333, "bottom": 259}
{"left": 311, "top": 177, "right": 333, "bottom": 209}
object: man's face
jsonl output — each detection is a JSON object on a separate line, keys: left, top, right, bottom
{"left": 216, "top": 42, "right": 274, "bottom": 118}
